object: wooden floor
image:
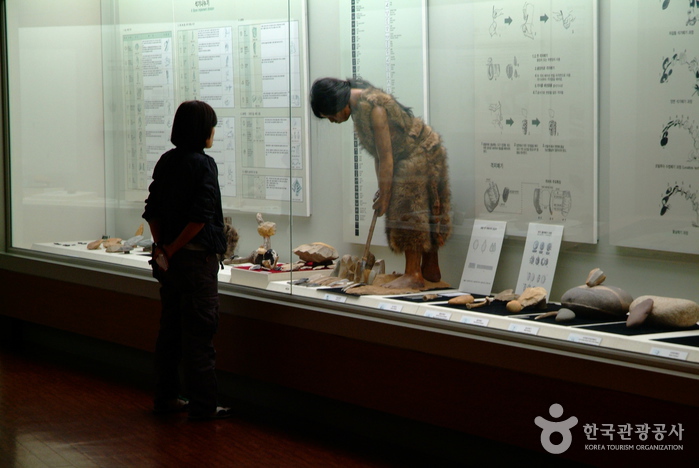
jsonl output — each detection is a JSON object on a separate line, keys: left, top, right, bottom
{"left": 0, "top": 346, "right": 465, "bottom": 468}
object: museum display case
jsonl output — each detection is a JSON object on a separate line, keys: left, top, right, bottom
{"left": 2, "top": 0, "right": 699, "bottom": 381}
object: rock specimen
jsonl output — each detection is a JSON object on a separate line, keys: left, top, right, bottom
{"left": 555, "top": 308, "right": 576, "bottom": 322}
{"left": 87, "top": 239, "right": 103, "bottom": 250}
{"left": 506, "top": 287, "right": 547, "bottom": 313}
{"left": 561, "top": 284, "right": 633, "bottom": 319}
{"left": 293, "top": 242, "right": 339, "bottom": 264}
{"left": 493, "top": 289, "right": 517, "bottom": 302}
{"left": 560, "top": 268, "right": 633, "bottom": 319}
{"left": 627, "top": 295, "right": 699, "bottom": 328}
{"left": 585, "top": 268, "right": 606, "bottom": 287}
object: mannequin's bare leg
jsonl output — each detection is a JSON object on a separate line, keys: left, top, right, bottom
{"left": 421, "top": 250, "right": 441, "bottom": 283}
{"left": 383, "top": 249, "right": 425, "bottom": 289}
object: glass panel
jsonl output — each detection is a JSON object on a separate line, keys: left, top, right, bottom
{"left": 6, "top": 1, "right": 107, "bottom": 249}
{"left": 4, "top": 0, "right": 699, "bottom": 364}
{"left": 5, "top": 0, "right": 305, "bottom": 292}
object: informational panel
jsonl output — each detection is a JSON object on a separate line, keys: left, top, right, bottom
{"left": 609, "top": 1, "right": 699, "bottom": 254}
{"left": 515, "top": 223, "right": 564, "bottom": 295}
{"left": 459, "top": 220, "right": 507, "bottom": 295}
{"left": 339, "top": 0, "right": 428, "bottom": 244}
{"left": 472, "top": 0, "right": 597, "bottom": 244}
{"left": 113, "top": 1, "right": 310, "bottom": 216}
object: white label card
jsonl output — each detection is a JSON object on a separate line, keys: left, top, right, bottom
{"left": 424, "top": 310, "right": 452, "bottom": 321}
{"left": 650, "top": 347, "right": 688, "bottom": 361}
{"left": 508, "top": 323, "right": 540, "bottom": 335}
{"left": 378, "top": 302, "right": 403, "bottom": 312}
{"left": 567, "top": 333, "right": 602, "bottom": 346}
{"left": 460, "top": 219, "right": 507, "bottom": 295}
{"left": 461, "top": 316, "right": 490, "bottom": 327}
{"left": 515, "top": 223, "right": 564, "bottom": 294}
{"left": 323, "top": 293, "right": 347, "bottom": 303}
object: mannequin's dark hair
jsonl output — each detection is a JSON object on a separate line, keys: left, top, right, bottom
{"left": 310, "top": 77, "right": 412, "bottom": 118}
{"left": 170, "top": 100, "right": 218, "bottom": 150}
{"left": 310, "top": 77, "right": 373, "bottom": 118}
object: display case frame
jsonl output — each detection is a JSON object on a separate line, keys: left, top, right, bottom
{"left": 0, "top": 0, "right": 698, "bottom": 415}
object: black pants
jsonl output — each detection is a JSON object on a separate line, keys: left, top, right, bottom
{"left": 153, "top": 249, "right": 220, "bottom": 417}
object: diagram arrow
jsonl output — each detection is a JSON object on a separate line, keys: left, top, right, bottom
{"left": 504, "top": 17, "right": 512, "bottom": 25}
{"left": 506, "top": 118, "right": 514, "bottom": 126}
{"left": 532, "top": 118, "right": 541, "bottom": 127}
{"left": 540, "top": 14, "right": 549, "bottom": 23}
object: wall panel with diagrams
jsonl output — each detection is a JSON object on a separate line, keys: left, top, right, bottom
{"left": 106, "top": 0, "right": 311, "bottom": 216}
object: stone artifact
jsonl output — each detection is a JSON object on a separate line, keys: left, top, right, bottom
{"left": 331, "top": 254, "right": 361, "bottom": 282}
{"left": 87, "top": 239, "right": 103, "bottom": 250}
{"left": 555, "top": 308, "right": 576, "bottom": 322}
{"left": 448, "top": 294, "right": 475, "bottom": 306}
{"left": 124, "top": 235, "right": 144, "bottom": 247}
{"left": 506, "top": 287, "right": 547, "bottom": 313}
{"left": 102, "top": 238, "right": 122, "bottom": 249}
{"left": 585, "top": 268, "right": 606, "bottom": 287}
{"left": 627, "top": 295, "right": 699, "bottom": 328}
{"left": 560, "top": 268, "right": 633, "bottom": 319}
{"left": 293, "top": 242, "right": 339, "bottom": 264}
{"left": 493, "top": 289, "right": 517, "bottom": 302}
{"left": 106, "top": 244, "right": 133, "bottom": 253}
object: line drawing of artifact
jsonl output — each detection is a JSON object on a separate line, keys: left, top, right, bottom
{"left": 522, "top": 3, "right": 535, "bottom": 39}
{"left": 534, "top": 188, "right": 550, "bottom": 215}
{"left": 472, "top": 239, "right": 479, "bottom": 250}
{"left": 487, "top": 57, "right": 501, "bottom": 80}
{"left": 489, "top": 101, "right": 504, "bottom": 130}
{"left": 490, "top": 242, "right": 497, "bottom": 252}
{"left": 532, "top": 240, "right": 539, "bottom": 253}
{"left": 522, "top": 109, "right": 529, "bottom": 135}
{"left": 551, "top": 189, "right": 572, "bottom": 217}
{"left": 552, "top": 10, "right": 575, "bottom": 30}
{"left": 484, "top": 180, "right": 500, "bottom": 212}
{"left": 662, "top": 0, "right": 698, "bottom": 25}
{"left": 534, "top": 188, "right": 572, "bottom": 216}
{"left": 549, "top": 109, "right": 558, "bottom": 136}
{"left": 660, "top": 49, "right": 699, "bottom": 95}
{"left": 502, "top": 187, "right": 510, "bottom": 203}
{"left": 660, "top": 116, "right": 699, "bottom": 161}
{"left": 490, "top": 6, "right": 504, "bottom": 37}
{"left": 660, "top": 183, "right": 699, "bottom": 227}
{"left": 506, "top": 56, "right": 520, "bottom": 80}
{"left": 481, "top": 238, "right": 488, "bottom": 253}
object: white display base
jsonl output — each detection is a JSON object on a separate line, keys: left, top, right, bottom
{"left": 266, "top": 283, "right": 699, "bottom": 364}
{"left": 229, "top": 264, "right": 332, "bottom": 289}
{"left": 31, "top": 242, "right": 699, "bottom": 364}
{"left": 32, "top": 241, "right": 233, "bottom": 282}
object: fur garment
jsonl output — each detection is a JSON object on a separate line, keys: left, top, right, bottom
{"left": 352, "top": 87, "right": 452, "bottom": 253}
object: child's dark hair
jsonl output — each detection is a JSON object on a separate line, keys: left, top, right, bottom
{"left": 170, "top": 100, "right": 218, "bottom": 150}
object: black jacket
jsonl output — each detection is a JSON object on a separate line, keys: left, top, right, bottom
{"left": 143, "top": 147, "right": 226, "bottom": 255}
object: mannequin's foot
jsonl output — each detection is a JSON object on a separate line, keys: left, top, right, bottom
{"left": 382, "top": 273, "right": 425, "bottom": 290}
